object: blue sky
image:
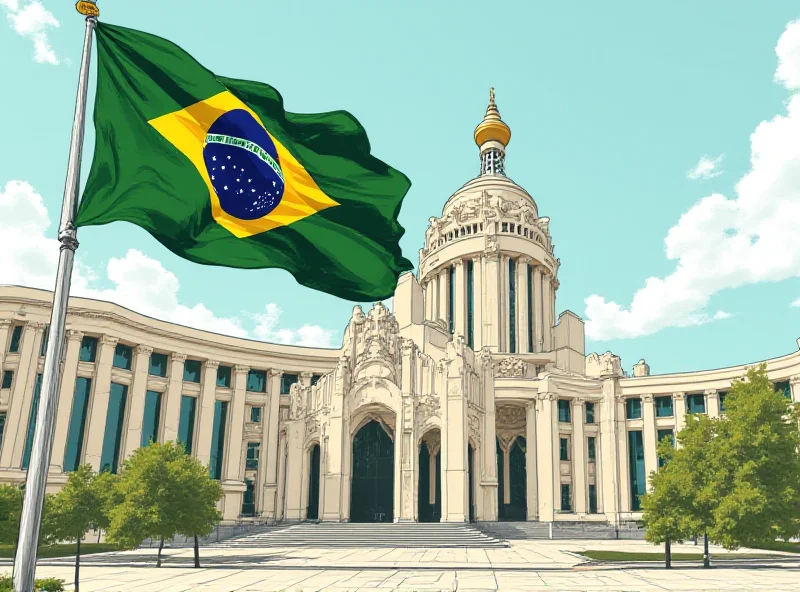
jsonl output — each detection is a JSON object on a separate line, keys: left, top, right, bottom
{"left": 1, "top": 0, "right": 799, "bottom": 375}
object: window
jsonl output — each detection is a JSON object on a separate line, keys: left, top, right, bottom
{"left": 79, "top": 336, "right": 98, "bottom": 363}
{"left": 655, "top": 396, "right": 673, "bottom": 417}
{"left": 1, "top": 371, "right": 12, "bottom": 390}
{"left": 112, "top": 343, "right": 132, "bottom": 370}
{"left": 100, "top": 382, "right": 128, "bottom": 474}
{"left": 250, "top": 406, "right": 262, "bottom": 423}
{"left": 587, "top": 437, "right": 597, "bottom": 462}
{"left": 448, "top": 265, "right": 455, "bottom": 335}
{"left": 526, "top": 264, "right": 533, "bottom": 352}
{"left": 8, "top": 325, "right": 22, "bottom": 353}
{"left": 558, "top": 400, "right": 571, "bottom": 423}
{"left": 657, "top": 429, "right": 674, "bottom": 468}
{"left": 560, "top": 484, "right": 572, "bottom": 512}
{"left": 0, "top": 412, "right": 6, "bottom": 450}
{"left": 209, "top": 401, "right": 228, "bottom": 480}
{"left": 40, "top": 326, "right": 49, "bottom": 356}
{"left": 585, "top": 402, "right": 595, "bottom": 424}
{"left": 247, "top": 369, "right": 266, "bottom": 393}
{"left": 241, "top": 478, "right": 255, "bottom": 516}
{"left": 626, "top": 398, "right": 642, "bottom": 420}
{"left": 508, "top": 258, "right": 516, "bottom": 353}
{"left": 178, "top": 395, "right": 197, "bottom": 454}
{"left": 148, "top": 352, "right": 168, "bottom": 377}
{"left": 719, "top": 391, "right": 728, "bottom": 412}
{"left": 310, "top": 374, "right": 321, "bottom": 386}
{"left": 281, "top": 373, "right": 298, "bottom": 395}
{"left": 141, "top": 390, "right": 162, "bottom": 447}
{"left": 183, "top": 359, "right": 202, "bottom": 383}
{"left": 466, "top": 259, "right": 474, "bottom": 349}
{"left": 64, "top": 377, "right": 92, "bottom": 472}
{"left": 686, "top": 394, "right": 706, "bottom": 414}
{"left": 22, "top": 373, "right": 43, "bottom": 470}
{"left": 216, "top": 365, "right": 232, "bottom": 388}
{"left": 774, "top": 380, "right": 791, "bottom": 400}
{"left": 628, "top": 430, "right": 645, "bottom": 511}
{"left": 246, "top": 442, "right": 260, "bottom": 470}
{"left": 559, "top": 437, "right": 569, "bottom": 461}
{"left": 588, "top": 484, "right": 598, "bottom": 514}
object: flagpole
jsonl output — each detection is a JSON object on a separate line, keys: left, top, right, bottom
{"left": 13, "top": 3, "right": 98, "bottom": 591}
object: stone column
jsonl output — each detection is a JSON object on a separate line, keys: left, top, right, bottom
{"left": 502, "top": 447, "right": 511, "bottom": 505}
{"left": 195, "top": 360, "right": 220, "bottom": 468}
{"left": 535, "top": 393, "right": 556, "bottom": 521}
{"left": 262, "top": 369, "right": 283, "bottom": 520}
{"left": 424, "top": 279, "right": 434, "bottom": 322}
{"left": 161, "top": 353, "right": 187, "bottom": 444}
{"left": 673, "top": 392, "right": 686, "bottom": 441}
{"left": 542, "top": 273, "right": 553, "bottom": 352}
{"left": 121, "top": 345, "right": 153, "bottom": 460}
{"left": 0, "top": 320, "right": 11, "bottom": 373}
{"left": 525, "top": 402, "right": 537, "bottom": 520}
{"left": 500, "top": 255, "right": 509, "bottom": 351}
{"left": 441, "top": 359, "right": 468, "bottom": 522}
{"left": 642, "top": 394, "right": 658, "bottom": 492}
{"left": 473, "top": 256, "right": 484, "bottom": 350}
{"left": 453, "top": 260, "right": 465, "bottom": 339}
{"left": 225, "top": 365, "right": 249, "bottom": 483}
{"left": 572, "top": 398, "right": 587, "bottom": 514}
{"left": 598, "top": 379, "right": 620, "bottom": 521}
{"left": 615, "top": 395, "right": 630, "bottom": 512}
{"left": 517, "top": 258, "right": 530, "bottom": 353}
{"left": 483, "top": 253, "right": 501, "bottom": 351}
{"left": 533, "top": 266, "right": 543, "bottom": 353}
{"left": 438, "top": 268, "right": 449, "bottom": 327}
{"left": 705, "top": 389, "right": 720, "bottom": 418}
{"left": 479, "top": 349, "right": 498, "bottom": 520}
{"left": 82, "top": 335, "right": 119, "bottom": 471}
{"left": 791, "top": 375, "right": 800, "bottom": 404}
{"left": 398, "top": 341, "right": 417, "bottom": 522}
{"left": 276, "top": 425, "right": 288, "bottom": 520}
{"left": 50, "top": 330, "right": 83, "bottom": 472}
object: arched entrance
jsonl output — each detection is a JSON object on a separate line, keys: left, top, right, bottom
{"left": 306, "top": 443, "right": 321, "bottom": 520}
{"left": 497, "top": 436, "right": 527, "bottom": 520}
{"left": 350, "top": 420, "right": 394, "bottom": 523}
{"left": 418, "top": 431, "right": 441, "bottom": 522}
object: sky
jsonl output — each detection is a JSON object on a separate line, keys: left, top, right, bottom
{"left": 1, "top": 0, "right": 799, "bottom": 375}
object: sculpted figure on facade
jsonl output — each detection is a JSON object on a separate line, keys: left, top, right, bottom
{"left": 497, "top": 356, "right": 526, "bottom": 378}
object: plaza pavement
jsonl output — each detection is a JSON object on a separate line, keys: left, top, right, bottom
{"left": 2, "top": 538, "right": 799, "bottom": 591}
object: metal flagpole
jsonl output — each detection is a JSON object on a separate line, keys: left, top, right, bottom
{"left": 13, "top": 2, "right": 99, "bottom": 591}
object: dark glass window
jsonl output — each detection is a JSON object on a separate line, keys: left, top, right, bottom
{"left": 209, "top": 401, "right": 228, "bottom": 480}
{"left": 561, "top": 484, "right": 572, "bottom": 512}
{"left": 558, "top": 400, "right": 571, "bottom": 423}
{"left": 655, "top": 396, "right": 673, "bottom": 417}
{"left": 657, "top": 429, "right": 674, "bottom": 468}
{"left": 719, "top": 391, "right": 728, "bottom": 412}
{"left": 63, "top": 377, "right": 92, "bottom": 472}
{"left": 241, "top": 478, "right": 255, "bottom": 516}
{"left": 559, "top": 437, "right": 569, "bottom": 461}
{"left": 8, "top": 325, "right": 22, "bottom": 353}
{"left": 1, "top": 371, "right": 12, "bottom": 390}
{"left": 310, "top": 374, "right": 321, "bottom": 386}
{"left": 112, "top": 343, "right": 132, "bottom": 370}
{"left": 79, "top": 336, "right": 97, "bottom": 363}
{"left": 466, "top": 259, "right": 474, "bottom": 349}
{"left": 148, "top": 352, "right": 168, "bottom": 377}
{"left": 140, "top": 390, "right": 162, "bottom": 447}
{"left": 0, "top": 412, "right": 6, "bottom": 450}
{"left": 183, "top": 359, "right": 202, "bottom": 383}
{"left": 448, "top": 265, "right": 455, "bottom": 335}
{"left": 774, "top": 380, "right": 791, "bottom": 400}
{"left": 628, "top": 430, "right": 645, "bottom": 511}
{"left": 22, "top": 373, "right": 43, "bottom": 469}
{"left": 247, "top": 369, "right": 266, "bottom": 393}
{"left": 216, "top": 365, "right": 232, "bottom": 388}
{"left": 40, "top": 326, "right": 49, "bottom": 357}
{"left": 281, "top": 373, "right": 298, "bottom": 395}
{"left": 250, "top": 406, "right": 262, "bottom": 423}
{"left": 100, "top": 382, "right": 128, "bottom": 474}
{"left": 686, "top": 394, "right": 706, "bottom": 414}
{"left": 178, "top": 395, "right": 197, "bottom": 454}
{"left": 626, "top": 398, "right": 642, "bottom": 420}
{"left": 508, "top": 258, "right": 516, "bottom": 353}
{"left": 585, "top": 402, "right": 595, "bottom": 424}
{"left": 246, "top": 442, "right": 260, "bottom": 470}
{"left": 588, "top": 437, "right": 597, "bottom": 462}
{"left": 588, "top": 484, "right": 598, "bottom": 514}
{"left": 526, "top": 264, "right": 533, "bottom": 352}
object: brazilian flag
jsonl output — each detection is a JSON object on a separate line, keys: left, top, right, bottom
{"left": 76, "top": 23, "right": 413, "bottom": 302}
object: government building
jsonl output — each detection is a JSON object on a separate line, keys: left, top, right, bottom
{"left": 1, "top": 93, "right": 798, "bottom": 528}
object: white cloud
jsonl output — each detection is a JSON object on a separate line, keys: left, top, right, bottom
{"left": 712, "top": 310, "right": 732, "bottom": 320}
{"left": 585, "top": 20, "right": 800, "bottom": 341}
{"left": 2, "top": 0, "right": 60, "bottom": 65}
{"left": 791, "top": 298, "right": 800, "bottom": 308}
{"left": 0, "top": 180, "right": 337, "bottom": 348}
{"left": 687, "top": 154, "right": 725, "bottom": 180}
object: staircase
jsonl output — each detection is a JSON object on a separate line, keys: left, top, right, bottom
{"left": 477, "top": 521, "right": 627, "bottom": 540}
{"left": 209, "top": 522, "right": 508, "bottom": 549}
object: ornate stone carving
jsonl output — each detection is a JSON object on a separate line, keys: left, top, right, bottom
{"left": 571, "top": 397, "right": 586, "bottom": 407}
{"left": 585, "top": 352, "right": 624, "bottom": 378}
{"left": 704, "top": 388, "right": 718, "bottom": 396}
{"left": 790, "top": 374, "right": 800, "bottom": 386}
{"left": 468, "top": 413, "right": 481, "bottom": 444}
{"left": 673, "top": 392, "right": 685, "bottom": 400}
{"left": 205, "top": 360, "right": 220, "bottom": 369}
{"left": 100, "top": 335, "right": 119, "bottom": 346}
{"left": 289, "top": 383, "right": 305, "bottom": 420}
{"left": 67, "top": 330, "right": 84, "bottom": 342}
{"left": 135, "top": 345, "right": 153, "bottom": 356}
{"left": 0, "top": 319, "right": 12, "bottom": 329}
{"left": 268, "top": 368, "right": 284, "bottom": 379}
{"left": 642, "top": 393, "right": 654, "bottom": 403}
{"left": 416, "top": 394, "right": 441, "bottom": 422}
{"left": 234, "top": 364, "right": 250, "bottom": 375}
{"left": 537, "top": 392, "right": 557, "bottom": 402}
{"left": 497, "top": 356, "right": 526, "bottom": 378}
{"left": 496, "top": 404, "right": 526, "bottom": 427}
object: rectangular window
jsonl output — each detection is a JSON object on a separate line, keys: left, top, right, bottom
{"left": 178, "top": 395, "right": 197, "bottom": 454}
{"left": 100, "top": 382, "right": 128, "bottom": 474}
{"left": 246, "top": 442, "right": 260, "bottom": 470}
{"left": 774, "top": 380, "right": 791, "bottom": 400}
{"left": 588, "top": 484, "right": 598, "bottom": 514}
{"left": 655, "top": 396, "right": 673, "bottom": 417}
{"left": 587, "top": 436, "right": 597, "bottom": 462}
{"left": 466, "top": 259, "right": 474, "bottom": 349}
{"left": 281, "top": 373, "right": 298, "bottom": 395}
{"left": 626, "top": 398, "right": 642, "bottom": 420}
{"left": 560, "top": 483, "right": 572, "bottom": 512}
{"left": 216, "top": 365, "right": 232, "bottom": 388}
{"left": 585, "top": 402, "right": 595, "bottom": 424}
{"left": 112, "top": 343, "right": 133, "bottom": 370}
{"left": 0, "top": 412, "right": 6, "bottom": 451}
{"left": 448, "top": 265, "right": 455, "bottom": 335}
{"left": 558, "top": 399, "right": 571, "bottom": 423}
{"left": 148, "top": 352, "right": 168, "bottom": 377}
{"left": 657, "top": 428, "right": 674, "bottom": 468}
{"left": 310, "top": 374, "right": 321, "bottom": 386}
{"left": 183, "top": 359, "right": 202, "bottom": 383}
{"left": 559, "top": 437, "right": 569, "bottom": 461}
{"left": 628, "top": 430, "right": 645, "bottom": 511}
{"left": 22, "top": 373, "right": 43, "bottom": 469}
{"left": 241, "top": 478, "right": 255, "bottom": 516}
{"left": 719, "top": 391, "right": 728, "bottom": 412}
{"left": 8, "top": 325, "right": 23, "bottom": 353}
{"left": 527, "top": 264, "right": 533, "bottom": 352}
{"left": 508, "top": 258, "right": 516, "bottom": 354}
{"left": 140, "top": 390, "right": 162, "bottom": 448}
{"left": 209, "top": 401, "right": 228, "bottom": 480}
{"left": 79, "top": 336, "right": 98, "bottom": 363}
{"left": 63, "top": 377, "right": 92, "bottom": 472}
{"left": 40, "top": 326, "right": 49, "bottom": 357}
{"left": 247, "top": 369, "right": 266, "bottom": 393}
{"left": 686, "top": 394, "right": 706, "bottom": 414}
{"left": 1, "top": 371, "right": 13, "bottom": 390}
{"left": 250, "top": 406, "right": 262, "bottom": 423}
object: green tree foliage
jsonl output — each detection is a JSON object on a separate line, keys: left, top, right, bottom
{"left": 0, "top": 486, "right": 23, "bottom": 546}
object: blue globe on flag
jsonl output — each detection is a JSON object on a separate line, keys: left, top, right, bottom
{"left": 203, "top": 109, "right": 285, "bottom": 220}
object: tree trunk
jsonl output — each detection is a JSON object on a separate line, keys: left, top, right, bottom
{"left": 665, "top": 536, "right": 671, "bottom": 569}
{"left": 193, "top": 535, "right": 200, "bottom": 568}
{"left": 74, "top": 537, "right": 81, "bottom": 592}
{"left": 703, "top": 531, "right": 710, "bottom": 568}
{"left": 157, "top": 537, "right": 164, "bottom": 568}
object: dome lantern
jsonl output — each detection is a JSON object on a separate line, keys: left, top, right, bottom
{"left": 473, "top": 88, "right": 511, "bottom": 176}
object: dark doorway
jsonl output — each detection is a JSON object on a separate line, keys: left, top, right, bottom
{"left": 418, "top": 441, "right": 441, "bottom": 522}
{"left": 350, "top": 420, "right": 394, "bottom": 523}
{"left": 307, "top": 443, "right": 321, "bottom": 520}
{"left": 468, "top": 443, "right": 475, "bottom": 522}
{"left": 497, "top": 437, "right": 527, "bottom": 520}
{"left": 241, "top": 478, "right": 255, "bottom": 517}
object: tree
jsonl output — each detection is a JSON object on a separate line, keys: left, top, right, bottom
{"left": 0, "top": 485, "right": 23, "bottom": 546}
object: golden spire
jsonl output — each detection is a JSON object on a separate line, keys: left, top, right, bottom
{"left": 474, "top": 87, "right": 511, "bottom": 148}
